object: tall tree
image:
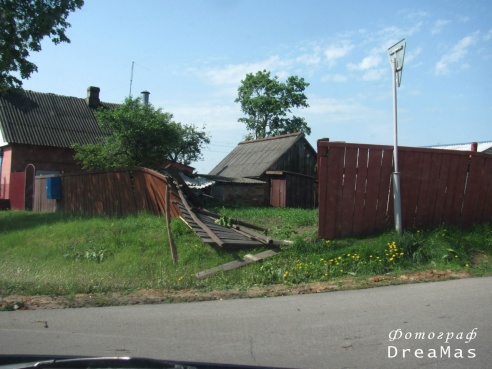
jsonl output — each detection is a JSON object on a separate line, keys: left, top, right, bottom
{"left": 0, "top": 0, "right": 84, "bottom": 93}
{"left": 73, "top": 97, "right": 210, "bottom": 171}
{"left": 168, "top": 123, "right": 210, "bottom": 166}
{"left": 235, "top": 70, "right": 311, "bottom": 140}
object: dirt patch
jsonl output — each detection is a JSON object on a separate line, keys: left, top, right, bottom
{"left": 0, "top": 270, "right": 472, "bottom": 311}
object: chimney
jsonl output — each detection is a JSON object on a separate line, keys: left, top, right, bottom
{"left": 86, "top": 86, "right": 100, "bottom": 108}
{"left": 141, "top": 90, "right": 150, "bottom": 106}
{"left": 471, "top": 142, "right": 478, "bottom": 152}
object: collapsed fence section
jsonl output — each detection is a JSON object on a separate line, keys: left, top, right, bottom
{"left": 318, "top": 141, "right": 492, "bottom": 239}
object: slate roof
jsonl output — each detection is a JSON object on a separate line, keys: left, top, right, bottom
{"left": 429, "top": 141, "right": 492, "bottom": 154}
{"left": 0, "top": 89, "right": 116, "bottom": 148}
{"left": 208, "top": 132, "right": 315, "bottom": 178}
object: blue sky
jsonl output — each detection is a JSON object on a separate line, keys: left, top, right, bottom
{"left": 19, "top": 0, "right": 492, "bottom": 173}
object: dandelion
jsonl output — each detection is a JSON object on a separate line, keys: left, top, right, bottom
{"left": 465, "top": 263, "right": 470, "bottom": 267}
{"left": 178, "top": 276, "right": 183, "bottom": 282}
{"left": 454, "top": 255, "right": 458, "bottom": 258}
{"left": 389, "top": 258, "right": 394, "bottom": 262}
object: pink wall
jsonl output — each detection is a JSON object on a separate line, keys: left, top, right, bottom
{"left": 1, "top": 144, "right": 85, "bottom": 202}
{"left": 0, "top": 146, "right": 12, "bottom": 199}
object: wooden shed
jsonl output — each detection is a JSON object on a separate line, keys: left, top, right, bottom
{"left": 208, "top": 132, "right": 317, "bottom": 207}
{"left": 267, "top": 171, "right": 317, "bottom": 208}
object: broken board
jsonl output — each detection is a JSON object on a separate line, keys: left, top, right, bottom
{"left": 195, "top": 248, "right": 280, "bottom": 279}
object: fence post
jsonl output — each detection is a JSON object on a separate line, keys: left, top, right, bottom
{"left": 165, "top": 184, "right": 178, "bottom": 264}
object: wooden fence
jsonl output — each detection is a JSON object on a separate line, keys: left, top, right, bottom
{"left": 34, "top": 167, "right": 181, "bottom": 217}
{"left": 318, "top": 141, "right": 492, "bottom": 239}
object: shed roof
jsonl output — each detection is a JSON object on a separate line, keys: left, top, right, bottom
{"left": 208, "top": 132, "right": 314, "bottom": 178}
{"left": 0, "top": 89, "right": 116, "bottom": 148}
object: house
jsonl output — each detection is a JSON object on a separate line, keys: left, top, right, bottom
{"left": 429, "top": 141, "right": 492, "bottom": 154}
{"left": 208, "top": 132, "right": 317, "bottom": 207}
{"left": 0, "top": 86, "right": 115, "bottom": 210}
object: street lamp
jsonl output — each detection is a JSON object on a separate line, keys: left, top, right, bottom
{"left": 388, "top": 38, "right": 406, "bottom": 234}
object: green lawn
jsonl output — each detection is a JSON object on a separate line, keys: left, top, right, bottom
{"left": 0, "top": 209, "right": 490, "bottom": 298}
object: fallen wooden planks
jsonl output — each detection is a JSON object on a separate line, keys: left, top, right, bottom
{"left": 177, "top": 193, "right": 265, "bottom": 248}
{"left": 195, "top": 248, "right": 280, "bottom": 279}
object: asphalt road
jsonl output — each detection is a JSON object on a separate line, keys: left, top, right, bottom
{"left": 1, "top": 277, "right": 491, "bottom": 369}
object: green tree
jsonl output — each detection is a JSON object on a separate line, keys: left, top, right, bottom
{"left": 235, "top": 70, "right": 311, "bottom": 140}
{"left": 0, "top": 0, "right": 84, "bottom": 93}
{"left": 168, "top": 123, "right": 210, "bottom": 166}
{"left": 73, "top": 97, "right": 210, "bottom": 171}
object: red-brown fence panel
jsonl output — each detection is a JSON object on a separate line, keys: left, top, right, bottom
{"left": 34, "top": 167, "right": 181, "bottom": 217}
{"left": 318, "top": 141, "right": 492, "bottom": 239}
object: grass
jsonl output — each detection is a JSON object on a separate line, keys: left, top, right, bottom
{"left": 0, "top": 208, "right": 491, "bottom": 299}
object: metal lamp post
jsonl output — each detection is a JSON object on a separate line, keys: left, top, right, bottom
{"left": 388, "top": 39, "right": 406, "bottom": 234}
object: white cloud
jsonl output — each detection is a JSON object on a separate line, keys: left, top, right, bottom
{"left": 377, "top": 21, "right": 423, "bottom": 38}
{"left": 306, "top": 96, "right": 372, "bottom": 118}
{"left": 431, "top": 19, "right": 451, "bottom": 35}
{"left": 434, "top": 32, "right": 479, "bottom": 75}
{"left": 197, "top": 55, "right": 292, "bottom": 85}
{"left": 405, "top": 47, "right": 422, "bottom": 65}
{"left": 362, "top": 68, "right": 386, "bottom": 81}
{"left": 483, "top": 29, "right": 492, "bottom": 41}
{"left": 321, "top": 74, "right": 348, "bottom": 83}
{"left": 347, "top": 54, "right": 382, "bottom": 71}
{"left": 296, "top": 53, "right": 321, "bottom": 66}
{"left": 324, "top": 43, "right": 354, "bottom": 67}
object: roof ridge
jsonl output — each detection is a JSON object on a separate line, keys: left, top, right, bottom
{"left": 428, "top": 140, "right": 492, "bottom": 147}
{"left": 7, "top": 89, "right": 116, "bottom": 106}
{"left": 239, "top": 132, "right": 303, "bottom": 145}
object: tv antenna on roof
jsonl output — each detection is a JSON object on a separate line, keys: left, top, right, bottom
{"left": 388, "top": 38, "right": 406, "bottom": 235}
{"left": 129, "top": 61, "right": 134, "bottom": 97}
